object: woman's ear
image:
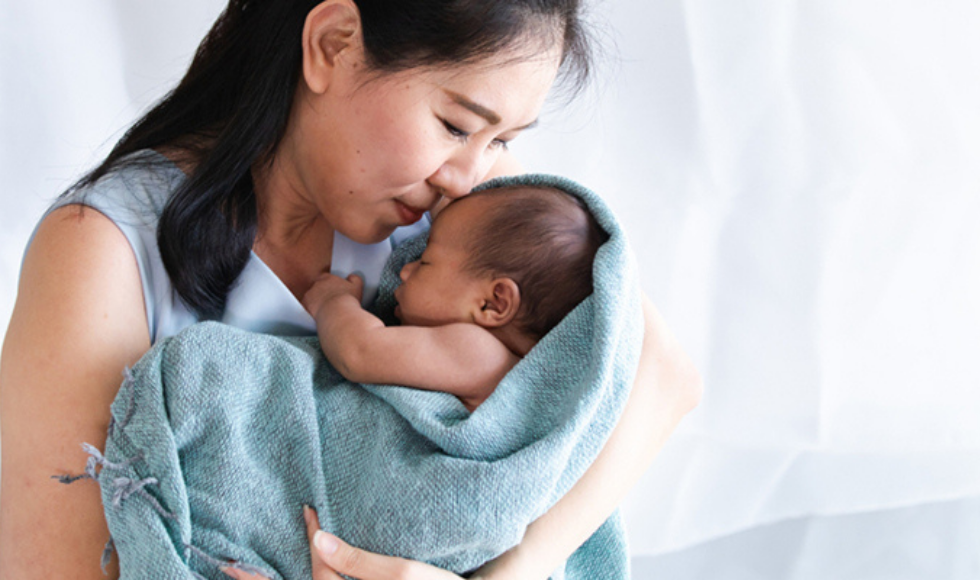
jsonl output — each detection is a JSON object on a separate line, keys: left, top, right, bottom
{"left": 475, "top": 278, "right": 521, "bottom": 328}
{"left": 302, "top": 0, "right": 363, "bottom": 94}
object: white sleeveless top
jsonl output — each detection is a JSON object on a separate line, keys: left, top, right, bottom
{"left": 34, "top": 151, "right": 429, "bottom": 343}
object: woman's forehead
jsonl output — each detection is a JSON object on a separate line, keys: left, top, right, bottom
{"left": 420, "top": 48, "right": 561, "bottom": 106}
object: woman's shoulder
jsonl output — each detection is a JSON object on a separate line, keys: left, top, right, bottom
{"left": 24, "top": 150, "right": 191, "bottom": 342}
{"left": 22, "top": 202, "right": 152, "bottom": 342}
{"left": 56, "top": 149, "right": 186, "bottom": 228}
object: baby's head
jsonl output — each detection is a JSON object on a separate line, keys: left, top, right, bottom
{"left": 394, "top": 184, "right": 608, "bottom": 355}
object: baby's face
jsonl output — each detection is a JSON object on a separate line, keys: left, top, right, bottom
{"left": 393, "top": 197, "right": 491, "bottom": 327}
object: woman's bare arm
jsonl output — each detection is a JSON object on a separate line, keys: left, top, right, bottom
{"left": 0, "top": 206, "right": 150, "bottom": 579}
{"left": 474, "top": 294, "right": 703, "bottom": 579}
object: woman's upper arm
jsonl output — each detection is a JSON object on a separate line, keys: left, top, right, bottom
{"left": 0, "top": 205, "right": 151, "bottom": 579}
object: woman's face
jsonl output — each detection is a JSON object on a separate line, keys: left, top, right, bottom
{"left": 277, "top": 45, "right": 562, "bottom": 244}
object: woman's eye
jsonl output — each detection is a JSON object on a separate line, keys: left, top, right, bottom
{"left": 441, "top": 120, "right": 469, "bottom": 142}
{"left": 489, "top": 138, "right": 510, "bottom": 151}
{"left": 442, "top": 118, "right": 509, "bottom": 150}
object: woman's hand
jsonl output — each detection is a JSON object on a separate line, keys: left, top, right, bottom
{"left": 222, "top": 507, "right": 469, "bottom": 580}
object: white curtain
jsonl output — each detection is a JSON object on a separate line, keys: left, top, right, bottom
{"left": 2, "top": 1, "right": 979, "bottom": 577}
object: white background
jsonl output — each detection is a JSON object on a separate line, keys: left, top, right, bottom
{"left": 2, "top": 1, "right": 980, "bottom": 578}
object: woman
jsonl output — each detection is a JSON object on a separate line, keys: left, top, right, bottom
{"left": 0, "top": 0, "right": 701, "bottom": 578}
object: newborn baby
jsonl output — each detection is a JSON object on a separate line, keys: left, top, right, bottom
{"left": 302, "top": 184, "right": 608, "bottom": 411}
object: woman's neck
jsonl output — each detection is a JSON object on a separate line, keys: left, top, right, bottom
{"left": 251, "top": 156, "right": 335, "bottom": 301}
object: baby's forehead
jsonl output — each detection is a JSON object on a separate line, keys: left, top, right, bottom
{"left": 443, "top": 191, "right": 496, "bottom": 216}
{"left": 432, "top": 194, "right": 495, "bottom": 234}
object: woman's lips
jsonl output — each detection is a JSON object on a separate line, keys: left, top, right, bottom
{"left": 395, "top": 200, "right": 426, "bottom": 225}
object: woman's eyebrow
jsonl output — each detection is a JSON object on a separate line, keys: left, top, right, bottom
{"left": 443, "top": 90, "right": 539, "bottom": 131}
{"left": 444, "top": 90, "right": 502, "bottom": 125}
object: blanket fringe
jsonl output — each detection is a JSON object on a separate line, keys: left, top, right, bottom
{"left": 101, "top": 537, "right": 115, "bottom": 575}
{"left": 184, "top": 543, "right": 275, "bottom": 578}
{"left": 51, "top": 367, "right": 185, "bottom": 575}
{"left": 109, "top": 476, "right": 177, "bottom": 520}
{"left": 107, "top": 368, "right": 138, "bottom": 439}
{"left": 51, "top": 433, "right": 274, "bottom": 579}
{"left": 52, "top": 443, "right": 144, "bottom": 485}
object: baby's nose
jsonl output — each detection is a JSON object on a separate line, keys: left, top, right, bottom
{"left": 399, "top": 261, "right": 419, "bottom": 282}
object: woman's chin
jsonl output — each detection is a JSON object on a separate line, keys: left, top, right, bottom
{"left": 339, "top": 222, "right": 398, "bottom": 245}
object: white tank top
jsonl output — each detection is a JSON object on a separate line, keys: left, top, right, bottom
{"left": 31, "top": 150, "right": 429, "bottom": 343}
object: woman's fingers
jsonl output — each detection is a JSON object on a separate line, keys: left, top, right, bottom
{"left": 311, "top": 531, "right": 398, "bottom": 579}
{"left": 218, "top": 507, "right": 340, "bottom": 580}
{"left": 220, "top": 567, "right": 270, "bottom": 580}
{"left": 310, "top": 529, "right": 464, "bottom": 580}
{"left": 220, "top": 507, "right": 467, "bottom": 580}
{"left": 304, "top": 505, "right": 319, "bottom": 538}
{"left": 304, "top": 505, "right": 463, "bottom": 580}
{"left": 305, "top": 506, "right": 345, "bottom": 580}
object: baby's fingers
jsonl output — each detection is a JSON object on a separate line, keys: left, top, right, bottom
{"left": 346, "top": 273, "right": 365, "bottom": 301}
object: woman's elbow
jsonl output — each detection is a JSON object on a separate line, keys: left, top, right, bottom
{"left": 632, "top": 343, "right": 703, "bottom": 424}
{"left": 674, "top": 355, "right": 703, "bottom": 415}
{"left": 639, "top": 295, "right": 703, "bottom": 415}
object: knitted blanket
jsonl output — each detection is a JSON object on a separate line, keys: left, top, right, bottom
{"left": 80, "top": 175, "right": 643, "bottom": 579}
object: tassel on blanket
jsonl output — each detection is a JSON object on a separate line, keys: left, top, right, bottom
{"left": 101, "top": 537, "right": 115, "bottom": 575}
{"left": 108, "top": 476, "right": 177, "bottom": 521}
{"left": 107, "top": 368, "right": 138, "bottom": 439}
{"left": 184, "top": 543, "right": 275, "bottom": 578}
{"left": 52, "top": 442, "right": 177, "bottom": 519}
{"left": 52, "top": 443, "right": 143, "bottom": 485}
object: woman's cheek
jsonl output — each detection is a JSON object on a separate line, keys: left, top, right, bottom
{"left": 385, "top": 148, "right": 442, "bottom": 186}
{"left": 390, "top": 121, "right": 450, "bottom": 176}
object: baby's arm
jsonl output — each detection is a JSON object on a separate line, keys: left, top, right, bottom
{"left": 302, "top": 273, "right": 518, "bottom": 410}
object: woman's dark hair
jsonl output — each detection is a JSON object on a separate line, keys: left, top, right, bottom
{"left": 462, "top": 185, "right": 608, "bottom": 340}
{"left": 66, "top": 0, "right": 594, "bottom": 319}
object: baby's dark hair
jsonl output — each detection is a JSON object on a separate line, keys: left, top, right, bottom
{"left": 463, "top": 185, "right": 608, "bottom": 340}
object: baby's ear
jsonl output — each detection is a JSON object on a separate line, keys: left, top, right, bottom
{"left": 475, "top": 278, "right": 521, "bottom": 328}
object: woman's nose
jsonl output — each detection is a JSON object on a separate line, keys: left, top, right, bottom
{"left": 428, "top": 147, "right": 495, "bottom": 200}
{"left": 427, "top": 166, "right": 475, "bottom": 200}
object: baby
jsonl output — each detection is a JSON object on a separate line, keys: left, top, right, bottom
{"left": 302, "top": 184, "right": 607, "bottom": 411}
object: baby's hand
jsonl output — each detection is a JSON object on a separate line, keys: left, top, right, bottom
{"left": 302, "top": 273, "right": 365, "bottom": 318}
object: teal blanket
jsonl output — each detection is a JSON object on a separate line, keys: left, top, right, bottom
{"left": 84, "top": 175, "right": 643, "bottom": 579}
